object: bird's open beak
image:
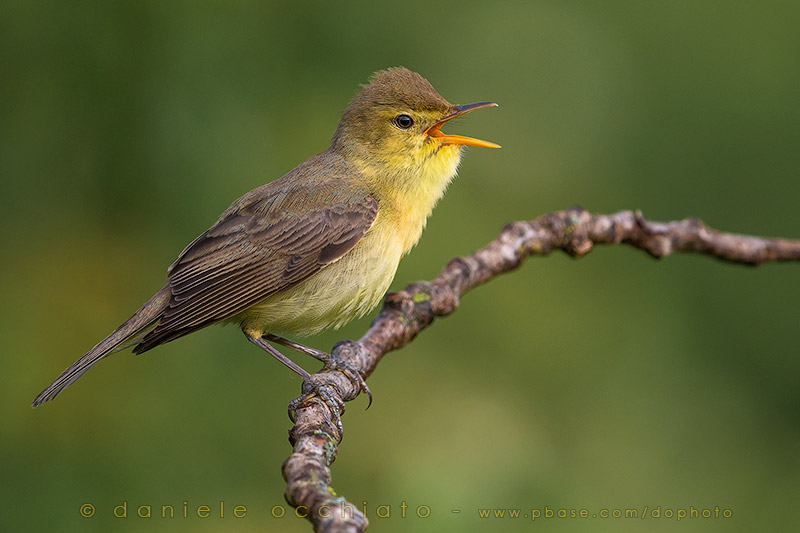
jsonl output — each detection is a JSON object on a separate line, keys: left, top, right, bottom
{"left": 425, "top": 102, "right": 501, "bottom": 149}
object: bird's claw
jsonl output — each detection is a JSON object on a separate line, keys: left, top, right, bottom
{"left": 288, "top": 354, "right": 371, "bottom": 434}
{"left": 289, "top": 378, "right": 346, "bottom": 433}
{"left": 324, "top": 355, "right": 372, "bottom": 408}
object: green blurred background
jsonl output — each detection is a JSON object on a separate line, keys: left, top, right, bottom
{"left": 3, "top": 1, "right": 799, "bottom": 531}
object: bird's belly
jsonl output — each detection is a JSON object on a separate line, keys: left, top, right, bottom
{"left": 237, "top": 234, "right": 404, "bottom": 337}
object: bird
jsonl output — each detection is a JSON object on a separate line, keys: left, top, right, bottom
{"left": 31, "top": 67, "right": 500, "bottom": 408}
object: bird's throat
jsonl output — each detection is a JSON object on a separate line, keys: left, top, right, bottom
{"left": 360, "top": 144, "right": 463, "bottom": 254}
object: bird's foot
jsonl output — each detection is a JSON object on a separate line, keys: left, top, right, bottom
{"left": 288, "top": 353, "right": 371, "bottom": 433}
{"left": 320, "top": 352, "right": 372, "bottom": 408}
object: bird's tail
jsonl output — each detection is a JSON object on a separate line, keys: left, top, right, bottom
{"left": 31, "top": 285, "right": 172, "bottom": 407}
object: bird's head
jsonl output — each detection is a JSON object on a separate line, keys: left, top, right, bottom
{"left": 330, "top": 68, "right": 499, "bottom": 173}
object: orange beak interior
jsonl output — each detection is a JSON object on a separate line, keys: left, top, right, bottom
{"left": 424, "top": 102, "right": 501, "bottom": 149}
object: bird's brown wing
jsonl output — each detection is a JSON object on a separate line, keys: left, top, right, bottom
{"left": 134, "top": 187, "right": 378, "bottom": 352}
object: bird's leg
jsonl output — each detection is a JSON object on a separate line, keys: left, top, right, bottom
{"left": 245, "top": 333, "right": 311, "bottom": 380}
{"left": 264, "top": 333, "right": 372, "bottom": 408}
{"left": 263, "top": 334, "right": 330, "bottom": 361}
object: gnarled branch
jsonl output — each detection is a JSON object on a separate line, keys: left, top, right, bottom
{"left": 281, "top": 206, "right": 800, "bottom": 532}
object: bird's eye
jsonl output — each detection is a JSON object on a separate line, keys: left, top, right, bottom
{"left": 393, "top": 114, "right": 414, "bottom": 129}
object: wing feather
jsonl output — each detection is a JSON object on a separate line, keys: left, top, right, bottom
{"left": 134, "top": 184, "right": 378, "bottom": 353}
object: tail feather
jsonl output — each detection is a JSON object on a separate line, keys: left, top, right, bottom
{"left": 31, "top": 285, "right": 171, "bottom": 407}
